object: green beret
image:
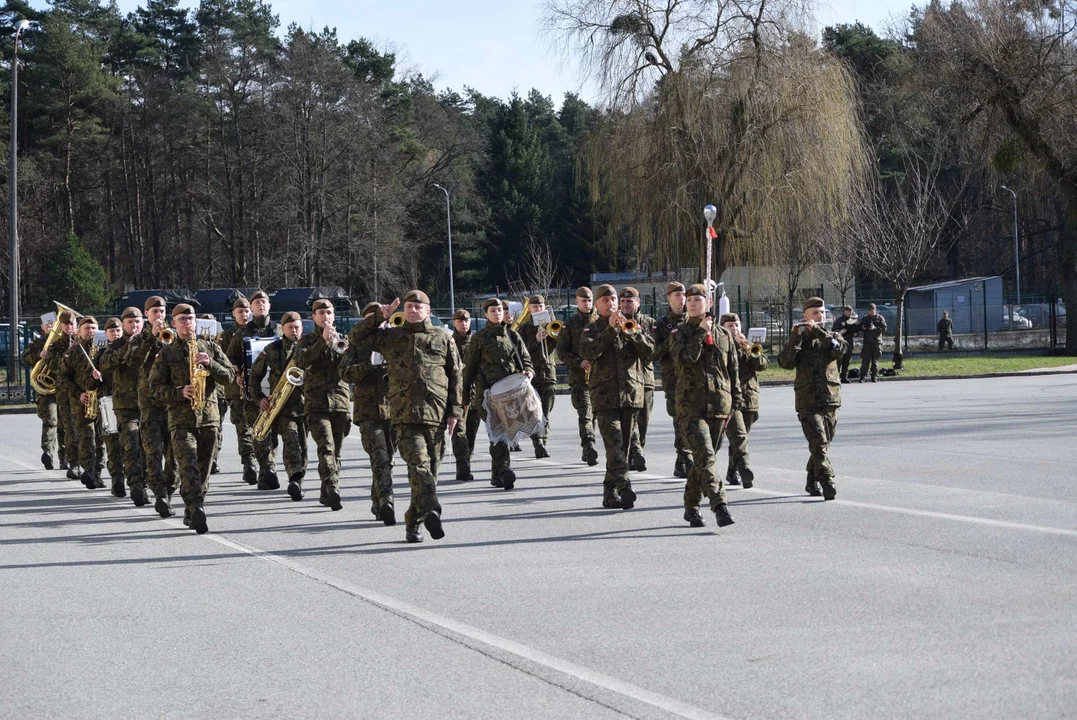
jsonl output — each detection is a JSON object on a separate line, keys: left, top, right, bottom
{"left": 312, "top": 299, "right": 334, "bottom": 312}
{"left": 483, "top": 298, "right": 502, "bottom": 311}
{"left": 403, "top": 290, "right": 431, "bottom": 305}
{"left": 104, "top": 317, "right": 122, "bottom": 330}
{"left": 453, "top": 309, "right": 470, "bottom": 320}
{"left": 172, "top": 304, "right": 195, "bottom": 319}
{"left": 233, "top": 297, "right": 250, "bottom": 310}
{"left": 666, "top": 282, "right": 686, "bottom": 295}
{"left": 120, "top": 307, "right": 142, "bottom": 320}
{"left": 281, "top": 311, "right": 302, "bottom": 325}
{"left": 362, "top": 302, "right": 381, "bottom": 317}
{"left": 576, "top": 286, "right": 593, "bottom": 299}
{"left": 719, "top": 313, "right": 739, "bottom": 325}
{"left": 144, "top": 295, "right": 166, "bottom": 311}
{"left": 619, "top": 287, "right": 639, "bottom": 299}
{"left": 528, "top": 294, "right": 546, "bottom": 305}
{"left": 803, "top": 297, "right": 825, "bottom": 311}
{"left": 78, "top": 315, "right": 98, "bottom": 327}
{"left": 594, "top": 284, "right": 616, "bottom": 299}
{"left": 686, "top": 284, "right": 708, "bottom": 298}
{"left": 250, "top": 290, "right": 269, "bottom": 302}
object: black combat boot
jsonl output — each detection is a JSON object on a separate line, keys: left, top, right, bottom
{"left": 739, "top": 467, "right": 755, "bottom": 489}
{"left": 211, "top": 461, "right": 220, "bottom": 475}
{"left": 500, "top": 469, "right": 516, "bottom": 491}
{"left": 406, "top": 525, "right": 424, "bottom": 543}
{"left": 619, "top": 485, "right": 637, "bottom": 510}
{"left": 673, "top": 458, "right": 687, "bottom": 479}
{"left": 456, "top": 465, "right": 474, "bottom": 482}
{"left": 93, "top": 471, "right": 106, "bottom": 489}
{"left": 257, "top": 469, "right": 280, "bottom": 490}
{"left": 327, "top": 488, "right": 343, "bottom": 511}
{"left": 41, "top": 452, "right": 54, "bottom": 470}
{"left": 80, "top": 470, "right": 95, "bottom": 489}
{"left": 684, "top": 509, "right": 705, "bottom": 528}
{"left": 602, "top": 494, "right": 622, "bottom": 509}
{"left": 155, "top": 495, "right": 175, "bottom": 518}
{"left": 287, "top": 473, "right": 304, "bottom": 501}
{"left": 130, "top": 484, "right": 149, "bottom": 507}
{"left": 534, "top": 443, "right": 550, "bottom": 459}
{"left": 111, "top": 477, "right": 127, "bottom": 498}
{"left": 380, "top": 502, "right": 397, "bottom": 527}
{"left": 242, "top": 462, "right": 257, "bottom": 485}
{"left": 726, "top": 469, "right": 741, "bottom": 486}
{"left": 820, "top": 480, "right": 837, "bottom": 501}
{"left": 423, "top": 510, "right": 445, "bottom": 540}
{"left": 190, "top": 504, "right": 208, "bottom": 534}
{"left": 714, "top": 503, "right": 735, "bottom": 527}
{"left": 805, "top": 479, "right": 822, "bottom": 497}
{"left": 582, "top": 444, "right": 599, "bottom": 466}
{"left": 67, "top": 465, "right": 80, "bottom": 480}
{"left": 59, "top": 458, "right": 69, "bottom": 471}
{"left": 490, "top": 474, "right": 504, "bottom": 488}
{"left": 629, "top": 453, "right": 647, "bottom": 472}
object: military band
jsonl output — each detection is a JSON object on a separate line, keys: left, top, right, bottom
{"left": 555, "top": 287, "right": 599, "bottom": 466}
{"left": 517, "top": 294, "right": 557, "bottom": 458}
{"left": 449, "top": 309, "right": 480, "bottom": 481}
{"left": 229, "top": 290, "right": 280, "bottom": 488}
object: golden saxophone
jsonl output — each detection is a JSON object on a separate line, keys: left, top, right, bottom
{"left": 188, "top": 338, "right": 209, "bottom": 412}
{"left": 252, "top": 353, "right": 304, "bottom": 443}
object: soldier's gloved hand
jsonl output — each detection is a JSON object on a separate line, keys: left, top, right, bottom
{"left": 182, "top": 385, "right": 197, "bottom": 400}
{"left": 259, "top": 398, "right": 271, "bottom": 413}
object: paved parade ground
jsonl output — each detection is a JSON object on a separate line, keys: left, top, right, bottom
{"left": 1, "top": 374, "right": 1075, "bottom": 719}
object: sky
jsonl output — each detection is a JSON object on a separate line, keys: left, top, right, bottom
{"left": 107, "top": 0, "right": 914, "bottom": 103}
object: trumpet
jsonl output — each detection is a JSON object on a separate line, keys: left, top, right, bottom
{"left": 326, "top": 326, "right": 349, "bottom": 354}
{"left": 621, "top": 319, "right": 639, "bottom": 335}
{"left": 159, "top": 326, "right": 176, "bottom": 344}
{"left": 389, "top": 312, "right": 406, "bottom": 328}
{"left": 545, "top": 320, "right": 563, "bottom": 338}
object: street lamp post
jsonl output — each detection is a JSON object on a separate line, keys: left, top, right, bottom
{"left": 1000, "top": 185, "right": 1020, "bottom": 305}
{"left": 9, "top": 19, "right": 30, "bottom": 390}
{"left": 431, "top": 183, "right": 455, "bottom": 315}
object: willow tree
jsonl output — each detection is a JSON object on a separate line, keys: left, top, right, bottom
{"left": 543, "top": 0, "right": 872, "bottom": 278}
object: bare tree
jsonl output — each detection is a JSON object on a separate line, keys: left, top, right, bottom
{"left": 815, "top": 218, "right": 858, "bottom": 306}
{"left": 518, "top": 237, "right": 565, "bottom": 298}
{"left": 854, "top": 157, "right": 969, "bottom": 368}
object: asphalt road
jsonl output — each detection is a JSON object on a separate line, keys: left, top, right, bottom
{"left": 1, "top": 374, "right": 1075, "bottom": 719}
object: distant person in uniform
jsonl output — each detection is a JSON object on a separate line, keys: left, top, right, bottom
{"left": 832, "top": 306, "right": 858, "bottom": 383}
{"left": 937, "top": 311, "right": 954, "bottom": 351}
{"left": 859, "top": 304, "right": 887, "bottom": 383}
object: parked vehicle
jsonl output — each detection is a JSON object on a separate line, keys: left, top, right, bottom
{"left": 1017, "top": 303, "right": 1067, "bottom": 329}
{"left": 1001, "top": 308, "right": 1033, "bottom": 330}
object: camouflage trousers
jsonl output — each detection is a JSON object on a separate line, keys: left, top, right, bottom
{"left": 397, "top": 422, "right": 446, "bottom": 529}
{"left": 860, "top": 344, "right": 882, "bottom": 380}
{"left": 530, "top": 383, "right": 555, "bottom": 446}
{"left": 799, "top": 408, "right": 838, "bottom": 484}
{"left": 360, "top": 419, "right": 396, "bottom": 508}
{"left": 725, "top": 409, "right": 758, "bottom": 474}
{"left": 115, "top": 409, "right": 145, "bottom": 487}
{"left": 105, "top": 429, "right": 123, "bottom": 482}
{"left": 212, "top": 395, "right": 228, "bottom": 465}
{"left": 229, "top": 396, "right": 255, "bottom": 466}
{"left": 74, "top": 402, "right": 104, "bottom": 477}
{"left": 838, "top": 344, "right": 854, "bottom": 380}
{"left": 680, "top": 415, "right": 729, "bottom": 511}
{"left": 141, "top": 408, "right": 177, "bottom": 498}
{"left": 596, "top": 408, "right": 636, "bottom": 496}
{"left": 243, "top": 400, "right": 276, "bottom": 473}
{"left": 308, "top": 411, "right": 350, "bottom": 494}
{"left": 171, "top": 425, "right": 219, "bottom": 510}
{"left": 270, "top": 414, "right": 308, "bottom": 481}
{"left": 938, "top": 334, "right": 954, "bottom": 351}
{"left": 451, "top": 407, "right": 481, "bottom": 476}
{"left": 36, "top": 394, "right": 59, "bottom": 457}
{"left": 629, "top": 387, "right": 654, "bottom": 458}
{"left": 569, "top": 384, "right": 596, "bottom": 447}
{"left": 57, "top": 395, "right": 79, "bottom": 467}
{"left": 478, "top": 406, "right": 512, "bottom": 476}
{"left": 664, "top": 387, "right": 689, "bottom": 464}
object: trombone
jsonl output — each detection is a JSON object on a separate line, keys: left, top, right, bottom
{"left": 545, "top": 320, "right": 563, "bottom": 338}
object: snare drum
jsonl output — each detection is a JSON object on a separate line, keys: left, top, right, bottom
{"left": 483, "top": 373, "right": 545, "bottom": 445}
{"left": 98, "top": 395, "right": 118, "bottom": 435}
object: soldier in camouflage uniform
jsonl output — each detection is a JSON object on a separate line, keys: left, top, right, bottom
{"left": 581, "top": 284, "right": 654, "bottom": 509}
{"left": 353, "top": 291, "right": 463, "bottom": 543}
{"left": 97, "top": 307, "right": 146, "bottom": 503}
{"left": 937, "top": 311, "right": 954, "bottom": 351}
{"left": 449, "top": 309, "right": 481, "bottom": 481}
{"left": 250, "top": 311, "right": 308, "bottom": 501}
{"left": 201, "top": 313, "right": 226, "bottom": 476}
{"left": 219, "top": 297, "right": 256, "bottom": 482}
{"left": 294, "top": 299, "right": 351, "bottom": 511}
{"left": 343, "top": 303, "right": 397, "bottom": 522}
{"left": 501, "top": 299, "right": 524, "bottom": 453}
{"left": 720, "top": 313, "right": 767, "bottom": 489}
{"left": 778, "top": 296, "right": 847, "bottom": 500}
{"left": 22, "top": 319, "right": 62, "bottom": 469}
{"left": 62, "top": 316, "right": 106, "bottom": 489}
{"left": 123, "top": 295, "right": 178, "bottom": 513}
{"left": 621, "top": 287, "right": 656, "bottom": 472}
{"left": 150, "top": 304, "right": 235, "bottom": 533}
{"left": 652, "top": 281, "right": 692, "bottom": 478}
{"left": 462, "top": 298, "right": 533, "bottom": 490}
{"left": 859, "top": 303, "right": 887, "bottom": 383}
{"left": 556, "top": 287, "right": 599, "bottom": 466}
{"left": 517, "top": 294, "right": 558, "bottom": 459}
{"left": 98, "top": 318, "right": 127, "bottom": 496}
{"left": 671, "top": 285, "right": 739, "bottom": 528}
{"left": 48, "top": 311, "right": 80, "bottom": 477}
{"left": 228, "top": 290, "right": 281, "bottom": 489}
{"left": 832, "top": 306, "right": 858, "bottom": 383}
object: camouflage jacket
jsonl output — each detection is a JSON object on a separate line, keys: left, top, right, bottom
{"left": 734, "top": 345, "right": 768, "bottom": 413}
{"left": 149, "top": 338, "right": 235, "bottom": 429}
{"left": 293, "top": 328, "right": 351, "bottom": 415}
{"left": 461, "top": 323, "right": 533, "bottom": 401}
{"left": 778, "top": 325, "right": 847, "bottom": 412}
{"left": 517, "top": 322, "right": 558, "bottom": 386}
{"left": 580, "top": 315, "right": 654, "bottom": 412}
{"left": 452, "top": 330, "right": 478, "bottom": 403}
{"left": 653, "top": 310, "right": 687, "bottom": 392}
{"left": 37, "top": 334, "right": 75, "bottom": 400}
{"left": 228, "top": 316, "right": 279, "bottom": 402}
{"left": 97, "top": 333, "right": 140, "bottom": 411}
{"left": 217, "top": 324, "right": 245, "bottom": 400}
{"left": 556, "top": 310, "right": 596, "bottom": 387}
{"left": 352, "top": 313, "right": 463, "bottom": 426}
{"left": 21, "top": 335, "right": 46, "bottom": 368}
{"left": 832, "top": 315, "right": 859, "bottom": 342}
{"left": 62, "top": 339, "right": 102, "bottom": 397}
{"left": 250, "top": 336, "right": 304, "bottom": 419}
{"left": 859, "top": 314, "right": 887, "bottom": 348}
{"left": 670, "top": 319, "right": 741, "bottom": 419}
{"left": 625, "top": 313, "right": 657, "bottom": 389}
{"left": 339, "top": 344, "right": 389, "bottom": 423}
{"left": 124, "top": 325, "right": 166, "bottom": 411}
{"left": 937, "top": 317, "right": 953, "bottom": 336}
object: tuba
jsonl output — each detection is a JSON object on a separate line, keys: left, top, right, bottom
{"left": 510, "top": 301, "right": 531, "bottom": 332}
{"left": 30, "top": 301, "right": 82, "bottom": 396}
{"left": 252, "top": 358, "right": 304, "bottom": 442}
{"left": 188, "top": 338, "right": 209, "bottom": 411}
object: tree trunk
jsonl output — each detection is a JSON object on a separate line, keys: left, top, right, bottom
{"left": 893, "top": 289, "right": 906, "bottom": 370}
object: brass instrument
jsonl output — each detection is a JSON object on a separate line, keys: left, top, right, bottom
{"left": 160, "top": 327, "right": 176, "bottom": 344}
{"left": 510, "top": 302, "right": 531, "bottom": 332}
{"left": 29, "top": 301, "right": 82, "bottom": 396}
{"left": 750, "top": 342, "right": 764, "bottom": 356}
{"left": 545, "top": 320, "right": 563, "bottom": 338}
{"left": 188, "top": 338, "right": 209, "bottom": 412}
{"left": 252, "top": 357, "right": 304, "bottom": 442}
{"left": 78, "top": 343, "right": 100, "bottom": 420}
{"left": 327, "top": 326, "right": 349, "bottom": 354}
{"left": 621, "top": 319, "right": 639, "bottom": 335}
{"left": 389, "top": 312, "right": 406, "bottom": 328}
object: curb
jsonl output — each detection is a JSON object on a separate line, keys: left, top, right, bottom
{"left": 0, "top": 406, "right": 37, "bottom": 415}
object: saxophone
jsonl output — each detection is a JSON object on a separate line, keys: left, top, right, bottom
{"left": 252, "top": 355, "right": 304, "bottom": 442}
{"left": 189, "top": 338, "right": 210, "bottom": 412}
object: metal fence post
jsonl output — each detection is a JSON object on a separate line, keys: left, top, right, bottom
{"left": 982, "top": 281, "right": 989, "bottom": 350}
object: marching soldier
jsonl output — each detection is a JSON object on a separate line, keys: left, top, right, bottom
{"left": 556, "top": 287, "right": 599, "bottom": 466}
{"left": 97, "top": 307, "right": 146, "bottom": 503}
{"left": 250, "top": 311, "right": 308, "bottom": 501}
{"left": 99, "top": 318, "right": 126, "bottom": 496}
{"left": 63, "top": 316, "right": 105, "bottom": 489}
{"left": 219, "top": 297, "right": 256, "bottom": 482}
{"left": 293, "top": 299, "right": 351, "bottom": 511}
{"left": 620, "top": 287, "right": 656, "bottom": 472}
{"left": 124, "top": 295, "right": 178, "bottom": 516}
{"left": 149, "top": 304, "right": 235, "bottom": 533}
{"left": 580, "top": 284, "right": 654, "bottom": 510}
{"left": 449, "top": 309, "right": 480, "bottom": 481}
{"left": 652, "top": 281, "right": 691, "bottom": 478}
{"left": 778, "top": 296, "right": 847, "bottom": 500}
{"left": 937, "top": 311, "right": 954, "bottom": 351}
{"left": 859, "top": 303, "right": 887, "bottom": 383}
{"left": 671, "top": 285, "right": 739, "bottom": 528}
{"left": 720, "top": 312, "right": 766, "bottom": 489}
{"left": 201, "top": 313, "right": 225, "bottom": 475}
{"left": 517, "top": 294, "right": 557, "bottom": 459}
{"left": 501, "top": 299, "right": 523, "bottom": 453}
{"left": 462, "top": 298, "right": 533, "bottom": 490}
{"left": 342, "top": 303, "right": 397, "bottom": 521}
{"left": 352, "top": 291, "right": 463, "bottom": 543}
{"left": 228, "top": 290, "right": 280, "bottom": 489}
{"left": 50, "top": 311, "right": 80, "bottom": 478}
{"left": 832, "top": 306, "right": 858, "bottom": 383}
{"left": 22, "top": 318, "right": 62, "bottom": 470}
